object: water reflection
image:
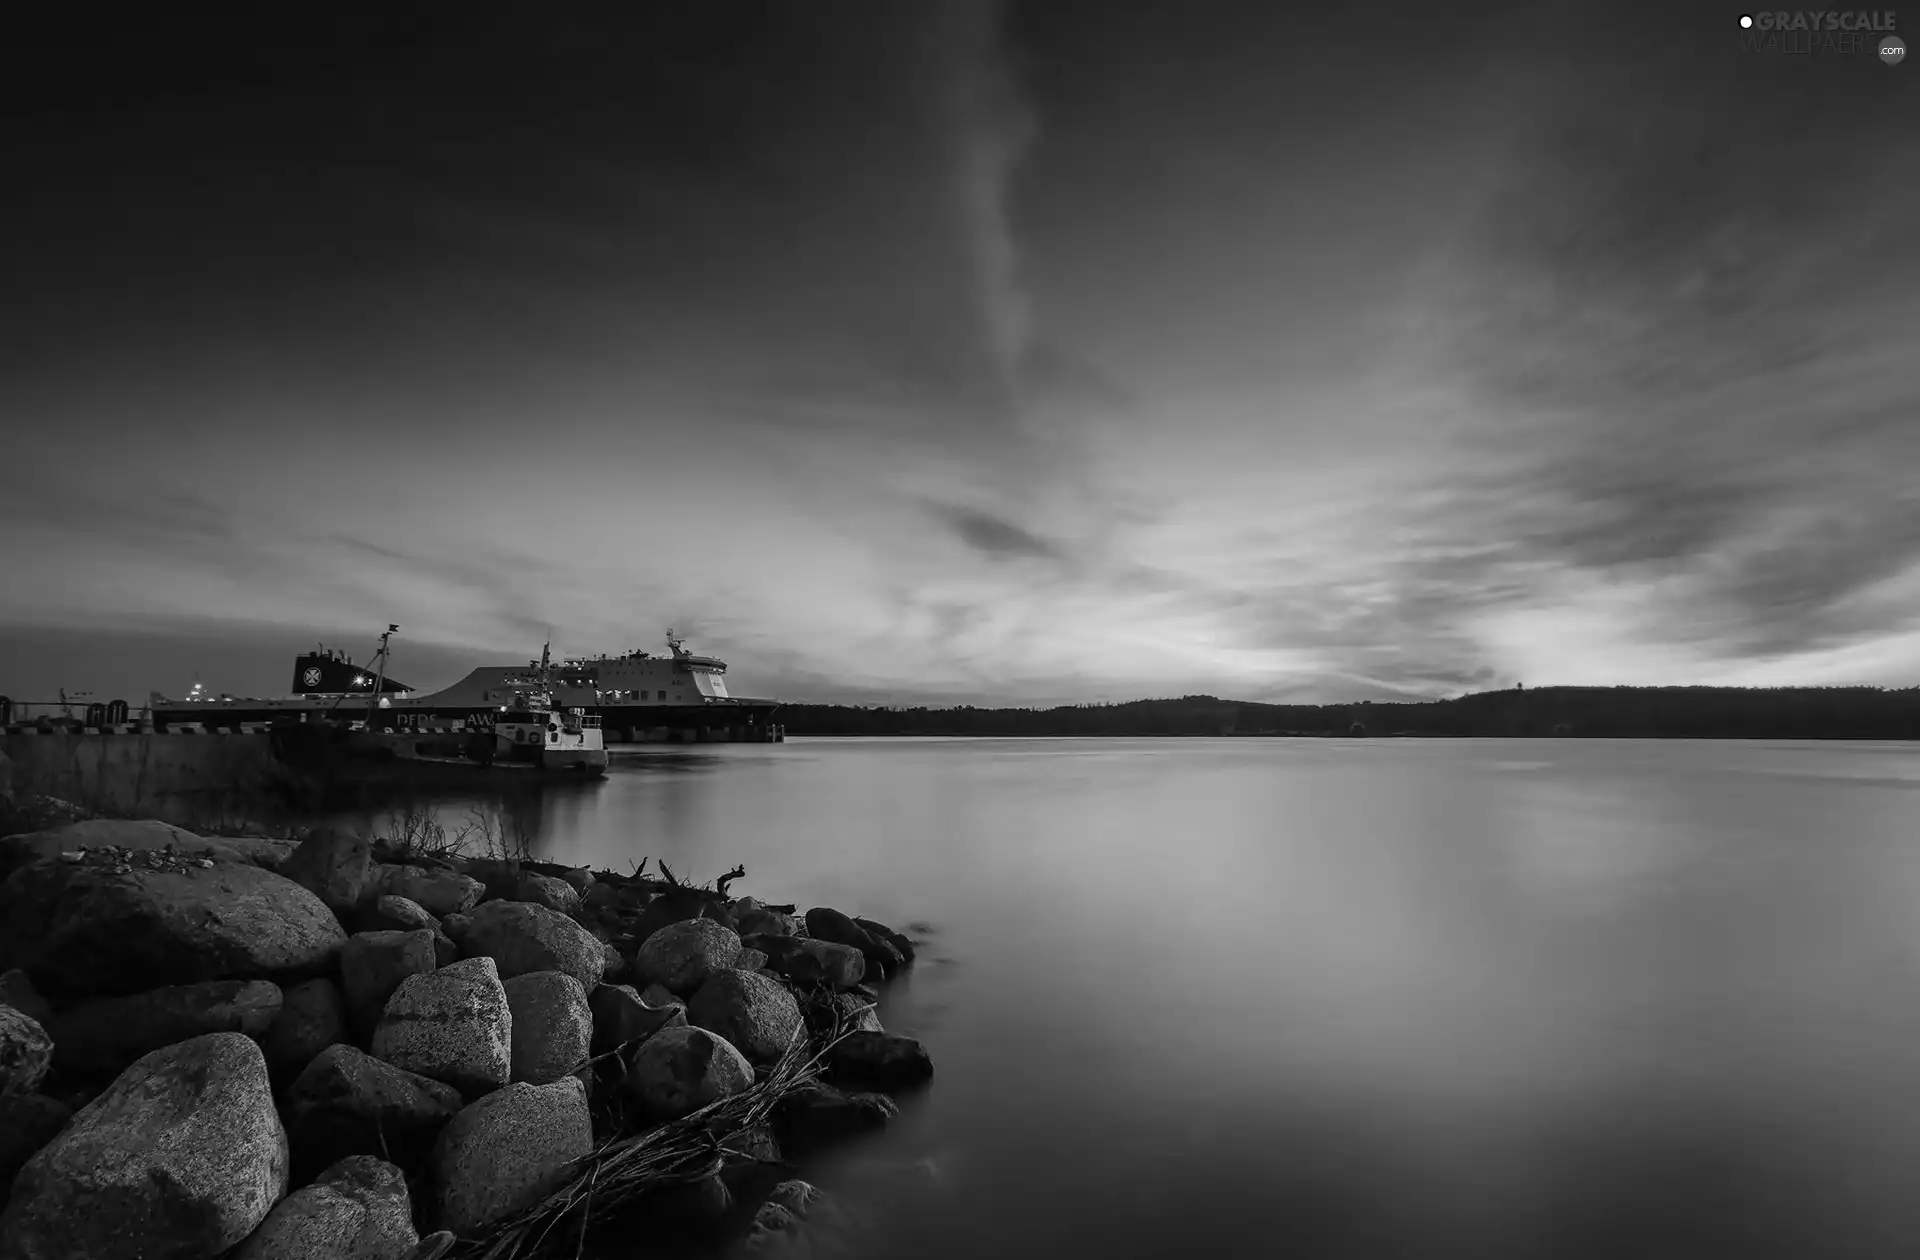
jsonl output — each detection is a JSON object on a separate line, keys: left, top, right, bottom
{"left": 344, "top": 738, "right": 1920, "bottom": 1258}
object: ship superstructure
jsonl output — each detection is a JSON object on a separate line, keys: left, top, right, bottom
{"left": 149, "top": 630, "right": 782, "bottom": 743}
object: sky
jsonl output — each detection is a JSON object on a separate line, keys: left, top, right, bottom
{"left": 1, "top": 3, "right": 1915, "bottom": 707}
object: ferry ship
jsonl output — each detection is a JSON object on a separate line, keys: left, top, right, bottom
{"left": 148, "top": 630, "right": 783, "bottom": 744}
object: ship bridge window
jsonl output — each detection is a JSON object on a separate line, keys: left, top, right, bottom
{"left": 658, "top": 690, "right": 666, "bottom": 701}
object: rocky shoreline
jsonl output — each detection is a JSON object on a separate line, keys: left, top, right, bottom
{"left": 0, "top": 813, "right": 932, "bottom": 1259}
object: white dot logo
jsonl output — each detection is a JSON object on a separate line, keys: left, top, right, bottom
{"left": 1739, "top": 14, "right": 1754, "bottom": 27}
{"left": 1883, "top": 34, "right": 1907, "bottom": 64}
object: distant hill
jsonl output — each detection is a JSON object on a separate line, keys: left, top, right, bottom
{"left": 776, "top": 685, "right": 1920, "bottom": 740}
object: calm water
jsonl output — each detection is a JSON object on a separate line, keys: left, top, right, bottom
{"left": 375, "top": 737, "right": 1920, "bottom": 1259}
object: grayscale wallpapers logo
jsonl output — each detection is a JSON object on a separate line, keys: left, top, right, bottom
{"left": 1737, "top": 10, "right": 1904, "bottom": 59}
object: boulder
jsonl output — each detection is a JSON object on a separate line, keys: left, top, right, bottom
{"left": 600, "top": 938, "right": 630, "bottom": 985}
{"left": 460, "top": 858, "right": 521, "bottom": 902}
{"left": 218, "top": 837, "right": 304, "bottom": 871}
{"left": 262, "top": 977, "right": 348, "bottom": 1085}
{"left": 735, "top": 947, "right": 769, "bottom": 973}
{"left": 439, "top": 913, "right": 472, "bottom": 945}
{"left": 632, "top": 918, "right": 742, "bottom": 997}
{"left": 0, "top": 1093, "right": 71, "bottom": 1198}
{"left": 459, "top": 900, "right": 604, "bottom": 991}
{"left": 0, "top": 1006, "right": 53, "bottom": 1096}
{"left": 802, "top": 990, "right": 884, "bottom": 1038}
{"left": 0, "top": 970, "right": 52, "bottom": 1028}
{"left": 588, "top": 983, "right": 686, "bottom": 1057}
{"left": 735, "top": 908, "right": 802, "bottom": 940}
{"left": 502, "top": 972, "right": 591, "bottom": 1085}
{"left": 0, "top": 819, "right": 243, "bottom": 879}
{"left": 827, "top": 1032, "right": 934, "bottom": 1088}
{"left": 374, "top": 864, "right": 482, "bottom": 919}
{"left": 627, "top": 1024, "right": 754, "bottom": 1122}
{"left": 370, "top": 957, "right": 512, "bottom": 1095}
{"left": 0, "top": 856, "right": 347, "bottom": 1003}
{"left": 853, "top": 916, "right": 917, "bottom": 965}
{"left": 582, "top": 882, "right": 621, "bottom": 914}
{"left": 48, "top": 979, "right": 283, "bottom": 1078}
{"left": 231, "top": 1154, "right": 418, "bottom": 1260}
{"left": 773, "top": 1081, "right": 898, "bottom": 1151}
{"left": 746, "top": 934, "right": 865, "bottom": 989}
{"left": 278, "top": 827, "right": 375, "bottom": 920}
{"left": 731, "top": 1180, "right": 866, "bottom": 1260}
{"left": 341, "top": 930, "right": 439, "bottom": 1042}
{"left": 643, "top": 893, "right": 736, "bottom": 942}
{"left": 804, "top": 907, "right": 902, "bottom": 979}
{"left": 432, "top": 1077, "right": 592, "bottom": 1236}
{"left": 687, "top": 969, "right": 803, "bottom": 1064}
{"left": 559, "top": 868, "right": 594, "bottom": 894}
{"left": 287, "top": 1044, "right": 464, "bottom": 1184}
{"left": 0, "top": 1032, "right": 287, "bottom": 1260}
{"left": 361, "top": 894, "right": 437, "bottom": 934}
{"left": 509, "top": 872, "right": 581, "bottom": 916}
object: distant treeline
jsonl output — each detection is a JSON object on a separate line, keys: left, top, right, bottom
{"left": 775, "top": 686, "right": 1920, "bottom": 740}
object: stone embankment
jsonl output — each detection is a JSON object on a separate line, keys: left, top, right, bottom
{"left": 0, "top": 815, "right": 932, "bottom": 1260}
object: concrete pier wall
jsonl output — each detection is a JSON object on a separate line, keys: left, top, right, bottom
{"left": 1, "top": 729, "right": 292, "bottom": 823}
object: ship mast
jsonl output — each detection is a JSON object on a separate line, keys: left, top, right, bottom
{"left": 365, "top": 624, "right": 398, "bottom": 725}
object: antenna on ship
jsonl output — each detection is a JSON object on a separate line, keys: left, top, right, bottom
{"left": 365, "top": 624, "right": 398, "bottom": 725}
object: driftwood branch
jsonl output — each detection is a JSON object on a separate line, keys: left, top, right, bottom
{"left": 714, "top": 865, "right": 746, "bottom": 898}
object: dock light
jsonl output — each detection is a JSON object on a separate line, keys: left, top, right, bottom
{"left": 378, "top": 697, "right": 391, "bottom": 708}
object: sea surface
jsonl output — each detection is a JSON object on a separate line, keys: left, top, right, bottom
{"left": 353, "top": 737, "right": 1920, "bottom": 1259}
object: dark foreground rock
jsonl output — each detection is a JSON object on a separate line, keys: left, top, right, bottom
{"left": 687, "top": 968, "right": 803, "bottom": 1064}
{"left": 0, "top": 970, "right": 52, "bottom": 1028}
{"left": 340, "top": 929, "right": 439, "bottom": 1043}
{"left": 459, "top": 900, "right": 604, "bottom": 992}
{"left": 502, "top": 971, "right": 591, "bottom": 1085}
{"left": 0, "top": 855, "right": 347, "bottom": 1003}
{"left": 232, "top": 1154, "right": 418, "bottom": 1260}
{"left": 627, "top": 1024, "right": 754, "bottom": 1122}
{"left": 432, "top": 1076, "right": 592, "bottom": 1235}
{"left": 262, "top": 977, "right": 349, "bottom": 1085}
{"left": 0, "top": 1032, "right": 288, "bottom": 1260}
{"left": 827, "top": 1032, "right": 934, "bottom": 1088}
{"left": 369, "top": 957, "right": 512, "bottom": 1096}
{"left": 0, "top": 819, "right": 245, "bottom": 879}
{"left": 374, "top": 864, "right": 483, "bottom": 919}
{"left": 633, "top": 918, "right": 743, "bottom": 996}
{"left": 48, "top": 979, "right": 283, "bottom": 1078}
{"left": 287, "top": 1044, "right": 464, "bottom": 1184}
{"left": 589, "top": 983, "right": 686, "bottom": 1057}
{"left": 0, "top": 1006, "right": 53, "bottom": 1096}
{"left": 805, "top": 908, "right": 904, "bottom": 980}
{"left": 774, "top": 1081, "right": 900, "bottom": 1152}
{"left": 746, "top": 934, "right": 865, "bottom": 989}
{"left": 0, "top": 1093, "right": 70, "bottom": 1193}
{"left": 278, "top": 827, "right": 375, "bottom": 921}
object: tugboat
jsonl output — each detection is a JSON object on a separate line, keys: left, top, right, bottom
{"left": 271, "top": 628, "right": 608, "bottom": 782}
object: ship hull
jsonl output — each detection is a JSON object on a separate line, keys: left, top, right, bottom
{"left": 272, "top": 724, "right": 608, "bottom": 784}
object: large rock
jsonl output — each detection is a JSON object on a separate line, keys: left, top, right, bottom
{"left": 853, "top": 916, "right": 917, "bottom": 965}
{"left": 632, "top": 890, "right": 734, "bottom": 950}
{"left": 632, "top": 918, "right": 742, "bottom": 997}
{"left": 432, "top": 1077, "right": 592, "bottom": 1236}
{"left": 502, "top": 972, "right": 591, "bottom": 1085}
{"left": 0, "top": 819, "right": 244, "bottom": 879}
{"left": 374, "top": 864, "right": 482, "bottom": 919}
{"left": 370, "top": 957, "right": 512, "bottom": 1095}
{"left": 509, "top": 872, "right": 581, "bottom": 916}
{"left": 48, "top": 979, "right": 283, "bottom": 1078}
{"left": 287, "top": 1044, "right": 464, "bottom": 1183}
{"left": 0, "top": 856, "right": 347, "bottom": 1003}
{"left": 0, "top": 1032, "right": 287, "bottom": 1260}
{"left": 460, "top": 900, "right": 604, "bottom": 991}
{"left": 360, "top": 894, "right": 437, "bottom": 934}
{"left": 0, "top": 971, "right": 52, "bottom": 1027}
{"left": 0, "top": 1006, "right": 53, "bottom": 1096}
{"left": 627, "top": 1024, "right": 754, "bottom": 1122}
{"left": 801, "top": 990, "right": 884, "bottom": 1038}
{"left": 827, "top": 1032, "right": 934, "bottom": 1088}
{"left": 218, "top": 837, "right": 304, "bottom": 871}
{"left": 805, "top": 908, "right": 903, "bottom": 979}
{"left": 231, "top": 1155, "right": 418, "bottom": 1260}
{"left": 731, "top": 1179, "right": 866, "bottom": 1260}
{"left": 559, "top": 868, "right": 594, "bottom": 895}
{"left": 0, "top": 1093, "right": 70, "bottom": 1197}
{"left": 688, "top": 969, "right": 803, "bottom": 1064}
{"left": 773, "top": 1081, "right": 898, "bottom": 1152}
{"left": 262, "top": 977, "right": 348, "bottom": 1085}
{"left": 278, "top": 827, "right": 374, "bottom": 920}
{"left": 341, "top": 930, "right": 439, "bottom": 1042}
{"left": 734, "top": 907, "right": 802, "bottom": 940}
{"left": 746, "top": 934, "right": 865, "bottom": 989}
{"left": 588, "top": 983, "right": 686, "bottom": 1057}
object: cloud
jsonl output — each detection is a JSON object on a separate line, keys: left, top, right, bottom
{"left": 931, "top": 503, "right": 1067, "bottom": 563}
